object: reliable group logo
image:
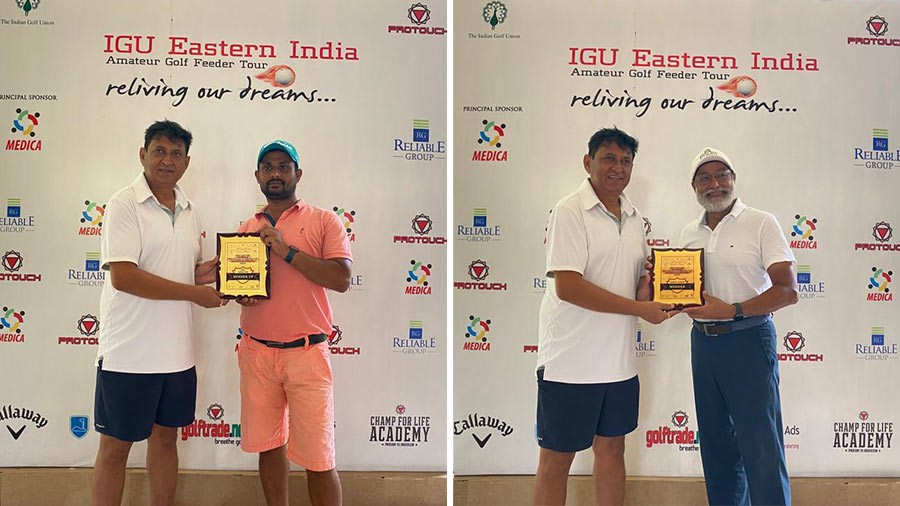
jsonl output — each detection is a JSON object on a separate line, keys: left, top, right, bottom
{"left": 58, "top": 314, "right": 100, "bottom": 345}
{"left": 1, "top": 404, "right": 47, "bottom": 441}
{"left": 405, "top": 260, "right": 433, "bottom": 295}
{"left": 644, "top": 410, "right": 699, "bottom": 451}
{"left": 1, "top": 198, "right": 36, "bottom": 233}
{"left": 457, "top": 208, "right": 502, "bottom": 242}
{"left": 67, "top": 252, "right": 105, "bottom": 287}
{"left": 0, "top": 250, "right": 41, "bottom": 283}
{"left": 393, "top": 119, "right": 446, "bottom": 162}
{"left": 393, "top": 320, "right": 437, "bottom": 355}
{"left": 778, "top": 330, "right": 823, "bottom": 362}
{"left": 328, "top": 324, "right": 360, "bottom": 356}
{"left": 70, "top": 415, "right": 89, "bottom": 439}
{"left": 454, "top": 412, "right": 514, "bottom": 448}
{"left": 636, "top": 323, "right": 657, "bottom": 358}
{"left": 462, "top": 315, "right": 491, "bottom": 352}
{"left": 531, "top": 273, "right": 546, "bottom": 294}
{"left": 855, "top": 327, "right": 898, "bottom": 361}
{"left": 180, "top": 403, "right": 241, "bottom": 445}
{"left": 788, "top": 214, "right": 818, "bottom": 250}
{"left": 0, "top": 306, "right": 25, "bottom": 343}
{"left": 866, "top": 267, "right": 893, "bottom": 302}
{"left": 852, "top": 128, "right": 898, "bottom": 170}
{"left": 472, "top": 119, "right": 508, "bottom": 162}
{"left": 847, "top": 15, "right": 899, "bottom": 47}
{"left": 77, "top": 200, "right": 105, "bottom": 236}
{"left": 855, "top": 221, "right": 899, "bottom": 252}
{"left": 6, "top": 107, "right": 42, "bottom": 152}
{"left": 392, "top": 213, "right": 447, "bottom": 245}
{"left": 455, "top": 259, "right": 508, "bottom": 291}
{"left": 833, "top": 411, "right": 894, "bottom": 454}
{"left": 387, "top": 3, "right": 446, "bottom": 36}
{"left": 369, "top": 404, "right": 432, "bottom": 447}
{"left": 643, "top": 218, "right": 671, "bottom": 247}
{"left": 332, "top": 206, "right": 356, "bottom": 242}
{"left": 796, "top": 265, "right": 825, "bottom": 299}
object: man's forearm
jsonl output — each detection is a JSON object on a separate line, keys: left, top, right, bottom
{"left": 740, "top": 284, "right": 798, "bottom": 317}
{"left": 110, "top": 262, "right": 201, "bottom": 302}
{"left": 554, "top": 272, "right": 642, "bottom": 316}
{"left": 279, "top": 247, "right": 351, "bottom": 292}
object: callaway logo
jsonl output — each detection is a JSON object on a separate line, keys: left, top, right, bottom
{"left": 7, "top": 425, "right": 25, "bottom": 440}
{"left": 472, "top": 433, "right": 491, "bottom": 448}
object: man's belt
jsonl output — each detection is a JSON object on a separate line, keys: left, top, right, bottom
{"left": 249, "top": 333, "right": 328, "bottom": 349}
{"left": 692, "top": 315, "right": 771, "bottom": 337}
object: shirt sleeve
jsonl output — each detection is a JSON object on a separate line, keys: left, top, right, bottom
{"left": 101, "top": 193, "right": 141, "bottom": 270}
{"left": 545, "top": 202, "right": 587, "bottom": 277}
{"left": 759, "top": 212, "right": 796, "bottom": 269}
{"left": 322, "top": 210, "right": 353, "bottom": 261}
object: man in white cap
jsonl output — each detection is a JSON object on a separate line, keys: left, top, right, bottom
{"left": 678, "top": 147, "right": 797, "bottom": 505}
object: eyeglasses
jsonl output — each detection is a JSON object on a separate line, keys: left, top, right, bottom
{"left": 693, "top": 169, "right": 733, "bottom": 186}
{"left": 259, "top": 162, "right": 295, "bottom": 174}
{"left": 598, "top": 154, "right": 633, "bottom": 168}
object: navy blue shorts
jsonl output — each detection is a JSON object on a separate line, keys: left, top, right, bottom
{"left": 93, "top": 360, "right": 197, "bottom": 442}
{"left": 536, "top": 368, "right": 639, "bottom": 453}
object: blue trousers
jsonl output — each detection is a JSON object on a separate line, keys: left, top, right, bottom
{"left": 691, "top": 319, "right": 791, "bottom": 506}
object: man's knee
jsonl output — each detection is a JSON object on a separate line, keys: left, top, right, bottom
{"left": 148, "top": 425, "right": 178, "bottom": 449}
{"left": 97, "top": 434, "right": 134, "bottom": 463}
{"left": 592, "top": 435, "right": 625, "bottom": 458}
{"left": 537, "top": 448, "right": 576, "bottom": 476}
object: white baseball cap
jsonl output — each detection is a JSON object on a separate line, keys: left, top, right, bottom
{"left": 691, "top": 147, "right": 734, "bottom": 180}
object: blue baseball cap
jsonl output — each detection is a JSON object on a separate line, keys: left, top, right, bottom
{"left": 257, "top": 140, "right": 299, "bottom": 166}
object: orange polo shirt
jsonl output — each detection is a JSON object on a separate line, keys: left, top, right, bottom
{"left": 237, "top": 200, "right": 352, "bottom": 342}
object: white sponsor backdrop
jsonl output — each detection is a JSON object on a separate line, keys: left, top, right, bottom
{"left": 454, "top": 1, "right": 900, "bottom": 476}
{"left": 0, "top": 1, "right": 446, "bottom": 471}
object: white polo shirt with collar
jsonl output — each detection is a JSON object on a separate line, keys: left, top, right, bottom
{"left": 97, "top": 173, "right": 202, "bottom": 373}
{"left": 678, "top": 198, "right": 795, "bottom": 320}
{"left": 538, "top": 178, "right": 648, "bottom": 384}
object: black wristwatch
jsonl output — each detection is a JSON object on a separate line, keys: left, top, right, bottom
{"left": 284, "top": 246, "right": 299, "bottom": 263}
{"left": 732, "top": 302, "right": 744, "bottom": 321}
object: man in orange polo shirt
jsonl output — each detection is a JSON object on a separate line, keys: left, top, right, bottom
{"left": 236, "top": 139, "right": 352, "bottom": 506}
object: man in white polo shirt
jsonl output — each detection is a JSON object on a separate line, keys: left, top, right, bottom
{"left": 534, "top": 127, "right": 674, "bottom": 506}
{"left": 92, "top": 120, "right": 225, "bottom": 506}
{"left": 679, "top": 147, "right": 797, "bottom": 506}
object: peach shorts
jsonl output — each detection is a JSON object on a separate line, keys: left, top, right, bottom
{"left": 237, "top": 336, "right": 335, "bottom": 471}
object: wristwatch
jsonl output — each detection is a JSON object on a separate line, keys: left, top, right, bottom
{"left": 284, "top": 246, "right": 299, "bottom": 263}
{"left": 732, "top": 302, "right": 744, "bottom": 321}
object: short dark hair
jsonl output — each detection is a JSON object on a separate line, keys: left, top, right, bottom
{"left": 143, "top": 120, "right": 193, "bottom": 154}
{"left": 587, "top": 127, "right": 638, "bottom": 158}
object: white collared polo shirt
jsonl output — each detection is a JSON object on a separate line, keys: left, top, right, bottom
{"left": 97, "top": 173, "right": 202, "bottom": 373}
{"left": 679, "top": 198, "right": 795, "bottom": 320}
{"left": 538, "top": 179, "right": 648, "bottom": 384}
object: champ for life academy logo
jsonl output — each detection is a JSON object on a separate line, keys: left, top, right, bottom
{"left": 393, "top": 213, "right": 446, "bottom": 245}
{"left": 78, "top": 200, "right": 105, "bottom": 236}
{"left": 472, "top": 119, "right": 508, "bottom": 162}
{"left": 58, "top": 314, "right": 100, "bottom": 345}
{"left": 852, "top": 128, "right": 898, "bottom": 170}
{"left": 454, "top": 412, "right": 514, "bottom": 448}
{"left": 393, "top": 119, "right": 446, "bottom": 162}
{"left": 636, "top": 323, "right": 657, "bottom": 358}
{"left": 370, "top": 404, "right": 431, "bottom": 447}
{"left": 332, "top": 206, "right": 356, "bottom": 242}
{"left": 454, "top": 259, "right": 508, "bottom": 291}
{"left": 833, "top": 411, "right": 894, "bottom": 453}
{"left": 1, "top": 404, "right": 47, "bottom": 441}
{"left": 644, "top": 410, "right": 699, "bottom": 451}
{"left": 6, "top": 108, "right": 41, "bottom": 151}
{"left": 68, "top": 251, "right": 105, "bottom": 287}
{"left": 789, "top": 214, "right": 818, "bottom": 249}
{"left": 405, "top": 260, "right": 432, "bottom": 295}
{"left": 0, "top": 306, "right": 25, "bottom": 343}
{"left": 779, "top": 330, "right": 823, "bottom": 362}
{"left": 856, "top": 327, "right": 898, "bottom": 361}
{"left": 180, "top": 403, "right": 241, "bottom": 444}
{"left": 462, "top": 315, "right": 491, "bottom": 352}
{"left": 1, "top": 250, "right": 41, "bottom": 283}
{"left": 387, "top": 3, "right": 446, "bottom": 36}
{"left": 1, "top": 198, "right": 36, "bottom": 233}
{"left": 457, "top": 208, "right": 502, "bottom": 242}
{"left": 393, "top": 320, "right": 437, "bottom": 355}
{"left": 796, "top": 265, "right": 825, "bottom": 299}
{"left": 847, "top": 15, "right": 899, "bottom": 47}
{"left": 867, "top": 267, "right": 893, "bottom": 302}
{"left": 328, "top": 324, "right": 360, "bottom": 356}
{"left": 855, "top": 221, "right": 899, "bottom": 252}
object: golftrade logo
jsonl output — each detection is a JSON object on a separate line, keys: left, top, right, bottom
{"left": 855, "top": 222, "right": 899, "bottom": 252}
{"left": 454, "top": 259, "right": 507, "bottom": 291}
{"left": 644, "top": 410, "right": 699, "bottom": 451}
{"left": 387, "top": 3, "right": 446, "bottom": 36}
{"left": 393, "top": 214, "right": 447, "bottom": 245}
{"left": 180, "top": 403, "right": 241, "bottom": 444}
{"left": 778, "top": 330, "right": 823, "bottom": 362}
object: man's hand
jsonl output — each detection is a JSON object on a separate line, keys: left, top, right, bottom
{"left": 637, "top": 301, "right": 677, "bottom": 324}
{"left": 636, "top": 273, "right": 651, "bottom": 301}
{"left": 191, "top": 285, "right": 228, "bottom": 308}
{"left": 682, "top": 292, "right": 736, "bottom": 320}
{"left": 257, "top": 224, "right": 289, "bottom": 259}
{"left": 235, "top": 296, "right": 258, "bottom": 307}
{"left": 194, "top": 256, "right": 218, "bottom": 285}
